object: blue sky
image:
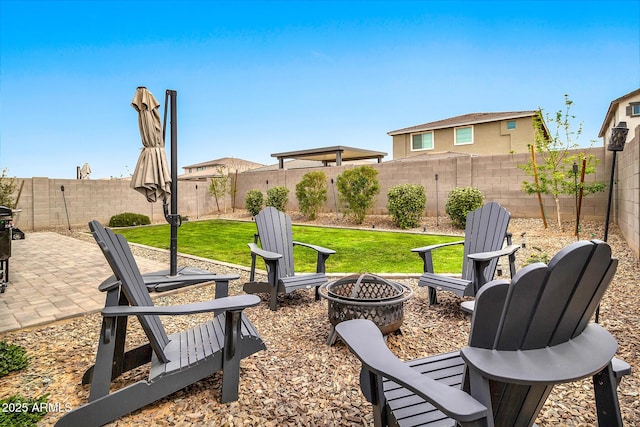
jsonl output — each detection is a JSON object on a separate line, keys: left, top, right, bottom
{"left": 1, "top": 0, "right": 639, "bottom": 179}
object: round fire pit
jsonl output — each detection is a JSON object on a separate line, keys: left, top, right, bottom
{"left": 319, "top": 273, "right": 413, "bottom": 345}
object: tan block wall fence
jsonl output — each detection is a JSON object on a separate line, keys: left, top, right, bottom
{"left": 234, "top": 148, "right": 611, "bottom": 220}
{"left": 10, "top": 129, "right": 639, "bottom": 259}
{"left": 617, "top": 126, "right": 640, "bottom": 259}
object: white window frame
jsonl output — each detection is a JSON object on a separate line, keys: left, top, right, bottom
{"left": 410, "top": 131, "right": 434, "bottom": 151}
{"left": 454, "top": 125, "right": 474, "bottom": 145}
{"left": 632, "top": 104, "right": 640, "bottom": 116}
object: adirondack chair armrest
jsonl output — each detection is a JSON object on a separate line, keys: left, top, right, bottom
{"left": 467, "top": 244, "right": 520, "bottom": 262}
{"left": 101, "top": 295, "right": 261, "bottom": 317}
{"left": 336, "top": 319, "right": 488, "bottom": 423}
{"left": 292, "top": 241, "right": 336, "bottom": 255}
{"left": 98, "top": 272, "right": 239, "bottom": 293}
{"left": 248, "top": 242, "right": 282, "bottom": 262}
{"left": 411, "top": 240, "right": 465, "bottom": 254}
{"left": 153, "top": 274, "right": 239, "bottom": 293}
{"left": 461, "top": 323, "right": 618, "bottom": 385}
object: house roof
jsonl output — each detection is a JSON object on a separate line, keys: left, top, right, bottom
{"left": 251, "top": 159, "right": 331, "bottom": 172}
{"left": 177, "top": 169, "right": 224, "bottom": 181}
{"left": 179, "top": 157, "right": 265, "bottom": 181}
{"left": 387, "top": 111, "right": 538, "bottom": 136}
{"left": 182, "top": 157, "right": 264, "bottom": 170}
{"left": 598, "top": 88, "right": 640, "bottom": 137}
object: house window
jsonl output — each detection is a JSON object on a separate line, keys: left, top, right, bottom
{"left": 411, "top": 132, "right": 434, "bottom": 150}
{"left": 632, "top": 104, "right": 640, "bottom": 116}
{"left": 507, "top": 120, "right": 516, "bottom": 130}
{"left": 454, "top": 126, "right": 473, "bottom": 145}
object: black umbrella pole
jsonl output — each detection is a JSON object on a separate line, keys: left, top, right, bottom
{"left": 168, "top": 90, "right": 178, "bottom": 276}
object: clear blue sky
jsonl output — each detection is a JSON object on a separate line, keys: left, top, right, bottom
{"left": 1, "top": 0, "right": 639, "bottom": 179}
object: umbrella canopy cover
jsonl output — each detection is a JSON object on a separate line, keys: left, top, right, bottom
{"left": 80, "top": 163, "right": 92, "bottom": 179}
{"left": 130, "top": 87, "right": 171, "bottom": 202}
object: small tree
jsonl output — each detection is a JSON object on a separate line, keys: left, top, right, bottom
{"left": 295, "top": 171, "right": 328, "bottom": 220}
{"left": 519, "top": 95, "right": 605, "bottom": 229}
{"left": 336, "top": 165, "right": 380, "bottom": 224}
{"left": 209, "top": 167, "right": 230, "bottom": 213}
{"left": 245, "top": 189, "right": 264, "bottom": 217}
{"left": 386, "top": 184, "right": 426, "bottom": 229}
{"left": 266, "top": 186, "right": 289, "bottom": 212}
{"left": 0, "top": 169, "right": 17, "bottom": 209}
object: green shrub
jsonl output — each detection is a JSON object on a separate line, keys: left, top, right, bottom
{"left": 524, "top": 247, "right": 551, "bottom": 265}
{"left": 336, "top": 165, "right": 380, "bottom": 224}
{"left": 445, "top": 187, "right": 484, "bottom": 228}
{"left": 245, "top": 189, "right": 264, "bottom": 216}
{"left": 266, "top": 186, "right": 289, "bottom": 212}
{"left": 386, "top": 184, "right": 426, "bottom": 229}
{"left": 295, "top": 171, "right": 328, "bottom": 220}
{"left": 0, "top": 394, "right": 49, "bottom": 426}
{"left": 0, "top": 341, "right": 29, "bottom": 377}
{"left": 0, "top": 169, "right": 17, "bottom": 209}
{"left": 108, "top": 212, "right": 151, "bottom": 227}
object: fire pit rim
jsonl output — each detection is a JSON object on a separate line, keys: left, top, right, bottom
{"left": 319, "top": 273, "right": 414, "bottom": 306}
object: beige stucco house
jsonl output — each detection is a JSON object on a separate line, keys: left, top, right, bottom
{"left": 598, "top": 88, "right": 640, "bottom": 143}
{"left": 179, "top": 157, "right": 264, "bottom": 181}
{"left": 388, "top": 111, "right": 540, "bottom": 159}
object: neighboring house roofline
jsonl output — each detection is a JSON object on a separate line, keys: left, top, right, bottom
{"left": 598, "top": 88, "right": 640, "bottom": 137}
{"left": 182, "top": 157, "right": 264, "bottom": 170}
{"left": 387, "top": 111, "right": 538, "bottom": 136}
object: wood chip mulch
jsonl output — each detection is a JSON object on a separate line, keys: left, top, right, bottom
{"left": 0, "top": 212, "right": 638, "bottom": 426}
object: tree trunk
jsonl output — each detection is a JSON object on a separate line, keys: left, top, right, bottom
{"left": 554, "top": 197, "right": 562, "bottom": 230}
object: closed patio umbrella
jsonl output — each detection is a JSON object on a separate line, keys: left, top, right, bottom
{"left": 130, "top": 87, "right": 171, "bottom": 203}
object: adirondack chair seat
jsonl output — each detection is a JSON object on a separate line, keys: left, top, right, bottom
{"left": 338, "top": 240, "right": 629, "bottom": 427}
{"left": 413, "top": 202, "right": 519, "bottom": 310}
{"left": 245, "top": 207, "right": 336, "bottom": 311}
{"left": 56, "top": 221, "right": 267, "bottom": 427}
{"left": 244, "top": 268, "right": 328, "bottom": 295}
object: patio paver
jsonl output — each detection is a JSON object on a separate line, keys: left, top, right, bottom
{"left": 0, "top": 232, "right": 168, "bottom": 334}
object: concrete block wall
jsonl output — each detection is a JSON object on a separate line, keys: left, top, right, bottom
{"left": 617, "top": 126, "right": 640, "bottom": 259}
{"left": 8, "top": 143, "right": 638, "bottom": 258}
{"left": 12, "top": 178, "right": 230, "bottom": 231}
{"left": 234, "top": 148, "right": 609, "bottom": 221}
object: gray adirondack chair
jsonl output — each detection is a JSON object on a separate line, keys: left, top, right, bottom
{"left": 413, "top": 201, "right": 519, "bottom": 311}
{"left": 55, "top": 221, "right": 266, "bottom": 427}
{"left": 337, "top": 240, "right": 630, "bottom": 427}
{"left": 244, "top": 206, "right": 336, "bottom": 311}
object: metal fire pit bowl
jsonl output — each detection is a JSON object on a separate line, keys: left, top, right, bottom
{"left": 319, "top": 273, "right": 413, "bottom": 345}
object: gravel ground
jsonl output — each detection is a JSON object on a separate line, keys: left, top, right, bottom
{"left": 1, "top": 211, "right": 638, "bottom": 426}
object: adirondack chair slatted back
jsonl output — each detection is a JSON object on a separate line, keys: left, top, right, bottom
{"left": 255, "top": 207, "right": 295, "bottom": 278}
{"left": 467, "top": 240, "right": 617, "bottom": 425}
{"left": 89, "top": 221, "right": 170, "bottom": 360}
{"left": 462, "top": 201, "right": 511, "bottom": 283}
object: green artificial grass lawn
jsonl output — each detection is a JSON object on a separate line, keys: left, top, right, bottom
{"left": 115, "top": 219, "right": 464, "bottom": 274}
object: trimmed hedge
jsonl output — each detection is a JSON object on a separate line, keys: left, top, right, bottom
{"left": 108, "top": 212, "right": 151, "bottom": 227}
{"left": 295, "top": 171, "right": 328, "bottom": 220}
{"left": 336, "top": 165, "right": 380, "bottom": 225}
{"left": 387, "top": 184, "right": 426, "bottom": 229}
{"left": 245, "top": 189, "right": 264, "bottom": 217}
{"left": 266, "top": 186, "right": 289, "bottom": 212}
{"left": 445, "top": 187, "right": 484, "bottom": 228}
